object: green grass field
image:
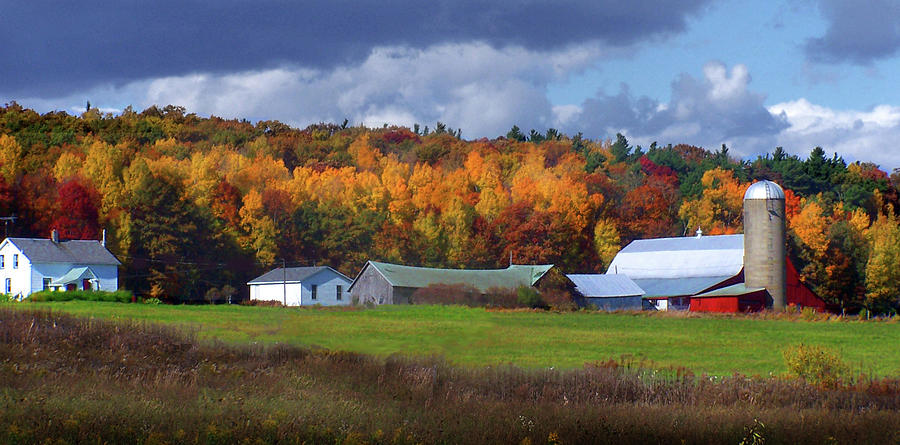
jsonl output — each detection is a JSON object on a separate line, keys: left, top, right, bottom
{"left": 9, "top": 301, "right": 900, "bottom": 376}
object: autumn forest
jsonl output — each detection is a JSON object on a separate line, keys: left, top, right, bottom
{"left": 1, "top": 103, "right": 898, "bottom": 314}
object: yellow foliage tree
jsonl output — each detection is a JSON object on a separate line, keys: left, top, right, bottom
{"left": 238, "top": 189, "right": 278, "bottom": 265}
{"left": 677, "top": 168, "right": 745, "bottom": 235}
{"left": 790, "top": 199, "right": 830, "bottom": 254}
{"left": 593, "top": 218, "right": 621, "bottom": 271}
{"left": 864, "top": 210, "right": 900, "bottom": 312}
{"left": 0, "top": 134, "right": 23, "bottom": 183}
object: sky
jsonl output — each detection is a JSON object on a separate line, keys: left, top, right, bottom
{"left": 5, "top": 0, "right": 900, "bottom": 171}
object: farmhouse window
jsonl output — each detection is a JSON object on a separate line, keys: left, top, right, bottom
{"left": 4, "top": 278, "right": 10, "bottom": 293}
{"left": 311, "top": 285, "right": 318, "bottom": 300}
{"left": 0, "top": 255, "right": 4, "bottom": 268}
{"left": 336, "top": 285, "right": 342, "bottom": 300}
{"left": 12, "top": 254, "right": 17, "bottom": 269}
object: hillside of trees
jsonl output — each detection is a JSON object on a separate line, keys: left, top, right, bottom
{"left": 1, "top": 103, "right": 898, "bottom": 313}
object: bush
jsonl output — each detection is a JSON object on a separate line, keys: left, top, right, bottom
{"left": 783, "top": 344, "right": 850, "bottom": 388}
{"left": 516, "top": 286, "right": 545, "bottom": 309}
{"left": 411, "top": 283, "right": 483, "bottom": 306}
{"left": 25, "top": 290, "right": 134, "bottom": 303}
{"left": 410, "top": 284, "right": 537, "bottom": 309}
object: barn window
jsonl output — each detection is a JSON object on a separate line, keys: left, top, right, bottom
{"left": 43, "top": 278, "right": 50, "bottom": 290}
{"left": 311, "top": 285, "right": 317, "bottom": 300}
{"left": 336, "top": 285, "right": 342, "bottom": 300}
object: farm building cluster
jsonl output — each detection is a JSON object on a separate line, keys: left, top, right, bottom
{"left": 1, "top": 180, "right": 827, "bottom": 313}
{"left": 247, "top": 180, "right": 826, "bottom": 313}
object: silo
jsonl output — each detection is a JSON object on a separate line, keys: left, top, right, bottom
{"left": 743, "top": 180, "right": 787, "bottom": 309}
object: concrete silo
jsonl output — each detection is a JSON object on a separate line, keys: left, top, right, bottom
{"left": 743, "top": 180, "right": 787, "bottom": 309}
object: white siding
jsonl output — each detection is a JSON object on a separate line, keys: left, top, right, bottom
{"left": 251, "top": 282, "right": 303, "bottom": 305}
{"left": 0, "top": 243, "right": 32, "bottom": 298}
{"left": 300, "top": 271, "right": 351, "bottom": 306}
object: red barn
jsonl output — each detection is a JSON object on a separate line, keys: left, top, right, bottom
{"left": 606, "top": 234, "right": 825, "bottom": 313}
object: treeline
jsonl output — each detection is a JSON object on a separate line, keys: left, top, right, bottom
{"left": 0, "top": 103, "right": 898, "bottom": 313}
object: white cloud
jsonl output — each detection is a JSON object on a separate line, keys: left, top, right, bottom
{"left": 770, "top": 98, "right": 900, "bottom": 169}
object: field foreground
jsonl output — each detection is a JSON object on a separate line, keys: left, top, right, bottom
{"left": 2, "top": 308, "right": 900, "bottom": 444}
{"left": 12, "top": 301, "right": 900, "bottom": 376}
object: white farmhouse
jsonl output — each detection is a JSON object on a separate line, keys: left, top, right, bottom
{"left": 248, "top": 266, "right": 352, "bottom": 306}
{"left": 0, "top": 231, "right": 121, "bottom": 299}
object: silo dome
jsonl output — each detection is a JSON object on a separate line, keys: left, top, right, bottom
{"left": 744, "top": 180, "right": 785, "bottom": 200}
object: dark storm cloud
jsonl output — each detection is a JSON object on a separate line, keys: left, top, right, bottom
{"left": 2, "top": 0, "right": 710, "bottom": 96}
{"left": 563, "top": 62, "right": 788, "bottom": 154}
{"left": 804, "top": 0, "right": 900, "bottom": 64}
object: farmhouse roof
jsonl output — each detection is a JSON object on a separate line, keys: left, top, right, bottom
{"left": 248, "top": 266, "right": 350, "bottom": 285}
{"left": 567, "top": 274, "right": 645, "bottom": 298}
{"left": 606, "top": 234, "right": 744, "bottom": 279}
{"left": 3, "top": 238, "right": 121, "bottom": 265}
{"left": 353, "top": 261, "right": 553, "bottom": 293}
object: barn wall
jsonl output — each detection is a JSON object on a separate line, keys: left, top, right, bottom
{"left": 786, "top": 259, "right": 826, "bottom": 311}
{"left": 690, "top": 292, "right": 766, "bottom": 313}
{"left": 690, "top": 296, "right": 739, "bottom": 312}
{"left": 350, "top": 265, "right": 393, "bottom": 305}
{"left": 584, "top": 296, "right": 642, "bottom": 311}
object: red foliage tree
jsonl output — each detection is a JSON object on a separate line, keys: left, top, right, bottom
{"left": 52, "top": 178, "right": 100, "bottom": 240}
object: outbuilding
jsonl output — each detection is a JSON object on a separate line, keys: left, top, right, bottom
{"left": 566, "top": 274, "right": 645, "bottom": 310}
{"left": 348, "top": 261, "right": 553, "bottom": 305}
{"left": 248, "top": 266, "right": 352, "bottom": 306}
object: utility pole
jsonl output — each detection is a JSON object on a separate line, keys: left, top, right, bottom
{"left": 282, "top": 258, "right": 287, "bottom": 306}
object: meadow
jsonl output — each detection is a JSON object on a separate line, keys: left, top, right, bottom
{"left": 10, "top": 301, "right": 900, "bottom": 377}
{"left": 2, "top": 307, "right": 899, "bottom": 444}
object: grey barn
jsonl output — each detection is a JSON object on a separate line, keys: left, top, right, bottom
{"left": 348, "top": 261, "right": 553, "bottom": 305}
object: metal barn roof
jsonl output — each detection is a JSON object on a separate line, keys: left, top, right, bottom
{"left": 567, "top": 274, "right": 645, "bottom": 298}
{"left": 633, "top": 276, "right": 734, "bottom": 298}
{"left": 693, "top": 283, "right": 766, "bottom": 298}
{"left": 3, "top": 238, "right": 121, "bottom": 265}
{"left": 358, "top": 261, "right": 553, "bottom": 293}
{"left": 248, "top": 266, "right": 350, "bottom": 285}
{"left": 606, "top": 234, "right": 744, "bottom": 279}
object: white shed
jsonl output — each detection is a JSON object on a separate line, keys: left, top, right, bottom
{"left": 248, "top": 266, "right": 352, "bottom": 306}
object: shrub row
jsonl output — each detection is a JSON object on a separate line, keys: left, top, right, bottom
{"left": 25, "top": 289, "right": 134, "bottom": 303}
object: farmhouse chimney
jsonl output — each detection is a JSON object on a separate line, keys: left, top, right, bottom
{"left": 51, "top": 229, "right": 59, "bottom": 243}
